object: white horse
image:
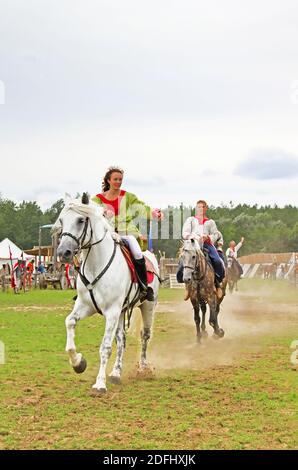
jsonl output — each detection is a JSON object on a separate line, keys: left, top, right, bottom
{"left": 54, "top": 193, "right": 160, "bottom": 395}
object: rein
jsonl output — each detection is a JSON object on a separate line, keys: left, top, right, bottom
{"left": 61, "top": 217, "right": 107, "bottom": 251}
{"left": 61, "top": 218, "right": 116, "bottom": 314}
{"left": 61, "top": 216, "right": 156, "bottom": 319}
{"left": 184, "top": 249, "right": 208, "bottom": 282}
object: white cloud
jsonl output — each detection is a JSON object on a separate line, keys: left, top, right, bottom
{"left": 234, "top": 149, "right": 298, "bottom": 180}
{"left": 0, "top": 0, "right": 298, "bottom": 209}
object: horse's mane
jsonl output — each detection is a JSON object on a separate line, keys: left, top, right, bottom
{"left": 177, "top": 240, "right": 184, "bottom": 258}
{"left": 52, "top": 197, "right": 113, "bottom": 235}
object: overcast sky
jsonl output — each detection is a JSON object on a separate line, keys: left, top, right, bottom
{"left": 1, "top": 0, "right": 298, "bottom": 210}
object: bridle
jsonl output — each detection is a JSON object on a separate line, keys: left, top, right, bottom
{"left": 60, "top": 216, "right": 116, "bottom": 314}
{"left": 183, "top": 253, "right": 198, "bottom": 272}
{"left": 60, "top": 217, "right": 108, "bottom": 251}
{"left": 183, "top": 246, "right": 208, "bottom": 283}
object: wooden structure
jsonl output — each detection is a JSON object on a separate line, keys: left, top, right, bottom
{"left": 159, "top": 255, "right": 181, "bottom": 288}
{"left": 25, "top": 245, "right": 53, "bottom": 259}
{"left": 238, "top": 252, "right": 297, "bottom": 284}
{"left": 238, "top": 253, "right": 293, "bottom": 265}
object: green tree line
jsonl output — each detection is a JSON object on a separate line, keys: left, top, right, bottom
{"left": 151, "top": 203, "right": 298, "bottom": 257}
{"left": 0, "top": 196, "right": 297, "bottom": 257}
{"left": 0, "top": 196, "right": 64, "bottom": 250}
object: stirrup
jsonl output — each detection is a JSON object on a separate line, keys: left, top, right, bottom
{"left": 146, "top": 287, "right": 154, "bottom": 302}
{"left": 139, "top": 287, "right": 154, "bottom": 302}
{"left": 139, "top": 290, "right": 147, "bottom": 302}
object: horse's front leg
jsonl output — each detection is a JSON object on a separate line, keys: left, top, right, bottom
{"left": 200, "top": 300, "right": 208, "bottom": 338}
{"left": 191, "top": 298, "right": 201, "bottom": 343}
{"left": 209, "top": 295, "right": 225, "bottom": 339}
{"left": 65, "top": 303, "right": 95, "bottom": 373}
{"left": 92, "top": 309, "right": 120, "bottom": 394}
{"left": 109, "top": 312, "right": 126, "bottom": 384}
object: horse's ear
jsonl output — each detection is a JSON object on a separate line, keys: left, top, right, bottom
{"left": 82, "top": 192, "right": 89, "bottom": 205}
{"left": 64, "top": 193, "right": 72, "bottom": 204}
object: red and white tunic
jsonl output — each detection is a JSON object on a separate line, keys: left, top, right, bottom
{"left": 95, "top": 190, "right": 126, "bottom": 217}
{"left": 226, "top": 242, "right": 243, "bottom": 259}
{"left": 182, "top": 216, "right": 219, "bottom": 245}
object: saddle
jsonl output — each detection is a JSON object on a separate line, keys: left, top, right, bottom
{"left": 120, "top": 244, "right": 155, "bottom": 284}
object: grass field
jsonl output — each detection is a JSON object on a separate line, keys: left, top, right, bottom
{"left": 0, "top": 279, "right": 297, "bottom": 450}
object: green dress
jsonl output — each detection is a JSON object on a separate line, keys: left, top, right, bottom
{"left": 92, "top": 191, "right": 152, "bottom": 249}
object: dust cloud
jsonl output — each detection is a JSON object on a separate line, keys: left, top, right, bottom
{"left": 143, "top": 287, "right": 298, "bottom": 372}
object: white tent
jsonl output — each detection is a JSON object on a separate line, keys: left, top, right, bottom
{"left": 0, "top": 238, "right": 32, "bottom": 263}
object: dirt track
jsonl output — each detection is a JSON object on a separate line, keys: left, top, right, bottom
{"left": 147, "top": 289, "right": 298, "bottom": 371}
{"left": 1, "top": 285, "right": 297, "bottom": 450}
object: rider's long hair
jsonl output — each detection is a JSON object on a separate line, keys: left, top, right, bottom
{"left": 102, "top": 166, "right": 124, "bottom": 192}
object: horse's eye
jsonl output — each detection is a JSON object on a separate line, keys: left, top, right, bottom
{"left": 78, "top": 218, "right": 84, "bottom": 224}
{"left": 192, "top": 256, "right": 196, "bottom": 259}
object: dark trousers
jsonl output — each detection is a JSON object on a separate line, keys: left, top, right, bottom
{"left": 203, "top": 243, "right": 225, "bottom": 283}
{"left": 218, "top": 250, "right": 227, "bottom": 267}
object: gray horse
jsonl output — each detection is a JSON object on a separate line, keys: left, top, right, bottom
{"left": 180, "top": 239, "right": 227, "bottom": 343}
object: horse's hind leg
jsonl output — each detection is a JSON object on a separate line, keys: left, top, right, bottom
{"left": 109, "top": 312, "right": 126, "bottom": 384}
{"left": 209, "top": 297, "right": 225, "bottom": 339}
{"left": 65, "top": 303, "right": 94, "bottom": 374}
{"left": 139, "top": 300, "right": 155, "bottom": 371}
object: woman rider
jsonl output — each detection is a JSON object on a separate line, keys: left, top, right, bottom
{"left": 92, "top": 166, "right": 163, "bottom": 301}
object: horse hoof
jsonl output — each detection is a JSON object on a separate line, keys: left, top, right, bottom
{"left": 108, "top": 375, "right": 121, "bottom": 385}
{"left": 213, "top": 329, "right": 225, "bottom": 339}
{"left": 136, "top": 363, "right": 154, "bottom": 377}
{"left": 91, "top": 387, "right": 107, "bottom": 396}
{"left": 73, "top": 357, "right": 87, "bottom": 374}
{"left": 201, "top": 331, "right": 208, "bottom": 338}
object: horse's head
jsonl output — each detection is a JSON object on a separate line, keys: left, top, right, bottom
{"left": 227, "top": 256, "right": 234, "bottom": 269}
{"left": 180, "top": 239, "right": 200, "bottom": 283}
{"left": 54, "top": 193, "right": 108, "bottom": 262}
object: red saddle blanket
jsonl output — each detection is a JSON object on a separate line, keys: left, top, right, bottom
{"left": 120, "top": 245, "right": 155, "bottom": 284}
